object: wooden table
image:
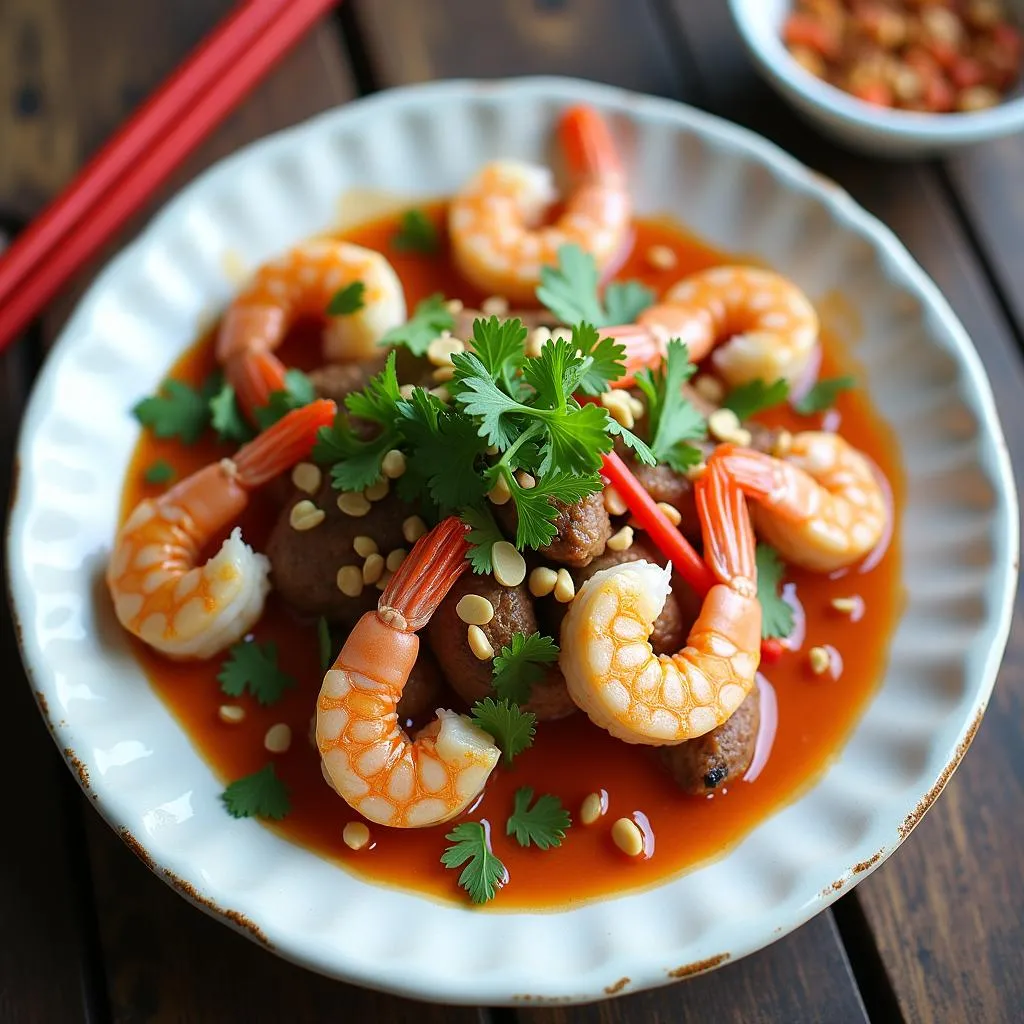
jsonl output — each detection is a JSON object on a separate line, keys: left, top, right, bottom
{"left": 2, "top": 2, "right": 1022, "bottom": 1021}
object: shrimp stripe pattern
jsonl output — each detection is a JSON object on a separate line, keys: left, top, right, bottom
{"left": 216, "top": 239, "right": 406, "bottom": 419}
{"left": 559, "top": 455, "right": 761, "bottom": 745}
{"left": 317, "top": 517, "right": 501, "bottom": 828}
{"left": 716, "top": 432, "right": 889, "bottom": 573}
{"left": 107, "top": 400, "right": 336, "bottom": 660}
{"left": 447, "top": 104, "right": 632, "bottom": 303}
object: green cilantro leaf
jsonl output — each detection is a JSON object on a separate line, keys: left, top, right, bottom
{"left": 634, "top": 339, "right": 707, "bottom": 473}
{"left": 756, "top": 542, "right": 795, "bottom": 640}
{"left": 793, "top": 375, "right": 856, "bottom": 415}
{"left": 460, "top": 505, "right": 505, "bottom": 574}
{"left": 221, "top": 764, "right": 290, "bottom": 821}
{"left": 440, "top": 821, "right": 506, "bottom": 904}
{"left": 345, "top": 350, "right": 400, "bottom": 424}
{"left": 318, "top": 616, "right": 333, "bottom": 673}
{"left": 326, "top": 281, "right": 365, "bottom": 316}
{"left": 467, "top": 316, "right": 527, "bottom": 394}
{"left": 536, "top": 244, "right": 654, "bottom": 327}
{"left": 506, "top": 787, "right": 571, "bottom": 850}
{"left": 450, "top": 351, "right": 524, "bottom": 450}
{"left": 254, "top": 369, "right": 317, "bottom": 432}
{"left": 143, "top": 459, "right": 176, "bottom": 486}
{"left": 723, "top": 378, "right": 790, "bottom": 421}
{"left": 217, "top": 639, "right": 295, "bottom": 707}
{"left": 603, "top": 279, "right": 656, "bottom": 326}
{"left": 571, "top": 322, "right": 628, "bottom": 395}
{"left": 508, "top": 470, "right": 602, "bottom": 551}
{"left": 379, "top": 293, "right": 454, "bottom": 356}
{"left": 606, "top": 416, "right": 657, "bottom": 466}
{"left": 392, "top": 208, "right": 439, "bottom": 254}
{"left": 492, "top": 632, "right": 560, "bottom": 704}
{"left": 209, "top": 381, "right": 254, "bottom": 443}
{"left": 132, "top": 378, "right": 212, "bottom": 444}
{"left": 470, "top": 697, "right": 537, "bottom": 765}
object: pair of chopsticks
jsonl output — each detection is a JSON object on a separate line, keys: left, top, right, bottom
{"left": 0, "top": 0, "right": 339, "bottom": 354}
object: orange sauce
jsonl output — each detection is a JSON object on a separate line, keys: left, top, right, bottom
{"left": 120, "top": 203, "right": 904, "bottom": 909}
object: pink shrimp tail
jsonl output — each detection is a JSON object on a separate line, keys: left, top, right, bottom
{"left": 232, "top": 398, "right": 336, "bottom": 488}
{"left": 227, "top": 350, "right": 289, "bottom": 423}
{"left": 559, "top": 104, "right": 623, "bottom": 183}
{"left": 696, "top": 448, "right": 757, "bottom": 587}
{"left": 379, "top": 516, "right": 470, "bottom": 633}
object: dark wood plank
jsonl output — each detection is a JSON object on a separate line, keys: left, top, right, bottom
{"left": 661, "top": 3, "right": 1024, "bottom": 1022}
{"left": 351, "top": 1, "right": 871, "bottom": 1020}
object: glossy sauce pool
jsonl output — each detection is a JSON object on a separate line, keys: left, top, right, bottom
{"left": 120, "top": 203, "right": 904, "bottom": 909}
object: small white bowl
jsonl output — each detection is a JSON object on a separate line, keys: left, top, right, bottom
{"left": 729, "top": 0, "right": 1024, "bottom": 157}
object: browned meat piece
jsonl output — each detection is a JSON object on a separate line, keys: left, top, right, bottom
{"left": 308, "top": 357, "right": 386, "bottom": 405}
{"left": 495, "top": 491, "right": 612, "bottom": 569}
{"left": 538, "top": 536, "right": 702, "bottom": 656}
{"left": 660, "top": 687, "right": 760, "bottom": 797}
{"left": 425, "top": 572, "right": 575, "bottom": 721}
{"left": 629, "top": 461, "right": 702, "bottom": 544}
{"left": 396, "top": 648, "right": 445, "bottom": 730}
{"left": 265, "top": 478, "right": 415, "bottom": 625}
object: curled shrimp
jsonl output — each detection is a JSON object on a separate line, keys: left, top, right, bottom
{"left": 606, "top": 266, "right": 819, "bottom": 389}
{"left": 107, "top": 401, "right": 336, "bottom": 659}
{"left": 448, "top": 104, "right": 631, "bottom": 303}
{"left": 316, "top": 517, "right": 501, "bottom": 828}
{"left": 716, "top": 432, "right": 889, "bottom": 573}
{"left": 560, "top": 455, "right": 761, "bottom": 744}
{"left": 216, "top": 240, "right": 406, "bottom": 420}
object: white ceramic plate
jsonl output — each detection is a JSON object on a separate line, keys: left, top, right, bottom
{"left": 7, "top": 78, "right": 1017, "bottom": 1006}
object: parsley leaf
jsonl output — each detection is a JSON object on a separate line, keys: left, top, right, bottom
{"left": 634, "top": 339, "right": 707, "bottom": 473}
{"left": 318, "top": 616, "right": 334, "bottom": 673}
{"left": 209, "top": 381, "right": 254, "bottom": 443}
{"left": 379, "top": 293, "right": 454, "bottom": 356}
{"left": 391, "top": 208, "right": 439, "bottom": 254}
{"left": 723, "top": 378, "right": 790, "bottom": 421}
{"left": 217, "top": 639, "right": 295, "bottom": 707}
{"left": 506, "top": 787, "right": 571, "bottom": 850}
{"left": 793, "top": 375, "right": 856, "bottom": 415}
{"left": 470, "top": 697, "right": 537, "bottom": 765}
{"left": 460, "top": 505, "right": 505, "bottom": 574}
{"left": 492, "top": 632, "right": 560, "bottom": 704}
{"left": 221, "top": 764, "right": 290, "bottom": 820}
{"left": 254, "top": 369, "right": 317, "bottom": 432}
{"left": 143, "top": 459, "right": 176, "bottom": 486}
{"left": 571, "top": 322, "right": 628, "bottom": 396}
{"left": 756, "top": 542, "right": 795, "bottom": 641}
{"left": 326, "top": 281, "right": 365, "bottom": 316}
{"left": 536, "top": 244, "right": 654, "bottom": 327}
{"left": 440, "top": 821, "right": 506, "bottom": 904}
{"left": 132, "top": 378, "right": 212, "bottom": 444}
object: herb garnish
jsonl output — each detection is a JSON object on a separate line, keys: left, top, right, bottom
{"left": 254, "top": 368, "right": 316, "bottom": 432}
{"left": 537, "top": 244, "right": 654, "bottom": 326}
{"left": 143, "top": 459, "right": 176, "bottom": 486}
{"left": 794, "top": 375, "right": 855, "bottom": 415}
{"left": 470, "top": 697, "right": 536, "bottom": 765}
{"left": 209, "top": 379, "right": 254, "bottom": 443}
{"left": 440, "top": 821, "right": 506, "bottom": 904}
{"left": 217, "top": 639, "right": 296, "bottom": 707}
{"left": 756, "top": 542, "right": 795, "bottom": 641}
{"left": 379, "top": 293, "right": 455, "bottom": 356}
{"left": 326, "top": 281, "right": 366, "bottom": 316}
{"left": 491, "top": 632, "right": 560, "bottom": 704}
{"left": 723, "top": 378, "right": 790, "bottom": 421}
{"left": 132, "top": 377, "right": 218, "bottom": 444}
{"left": 221, "top": 764, "right": 290, "bottom": 820}
{"left": 506, "top": 787, "right": 571, "bottom": 850}
{"left": 391, "top": 209, "right": 439, "bottom": 254}
{"left": 634, "top": 339, "right": 707, "bottom": 472}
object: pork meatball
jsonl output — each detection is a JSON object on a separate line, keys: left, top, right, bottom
{"left": 495, "top": 491, "right": 612, "bottom": 568}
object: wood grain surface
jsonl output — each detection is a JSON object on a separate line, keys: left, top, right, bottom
{"left": 2, "top": 0, "right": 1022, "bottom": 1020}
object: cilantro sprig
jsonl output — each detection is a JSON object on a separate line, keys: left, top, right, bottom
{"left": 379, "top": 293, "right": 454, "bottom": 356}
{"left": 143, "top": 459, "right": 176, "bottom": 486}
{"left": 254, "top": 369, "right": 316, "bottom": 432}
{"left": 326, "top": 281, "right": 365, "bottom": 316}
{"left": 209, "top": 379, "right": 253, "bottom": 443}
{"left": 506, "top": 787, "right": 571, "bottom": 850}
{"left": 634, "top": 339, "right": 707, "bottom": 472}
{"left": 221, "top": 764, "right": 290, "bottom": 820}
{"left": 537, "top": 244, "right": 654, "bottom": 326}
{"left": 491, "top": 632, "right": 560, "bottom": 704}
{"left": 723, "top": 378, "right": 790, "bottom": 421}
{"left": 471, "top": 697, "right": 536, "bottom": 765}
{"left": 440, "top": 821, "right": 506, "bottom": 904}
{"left": 217, "top": 639, "right": 296, "bottom": 707}
{"left": 132, "top": 376, "right": 219, "bottom": 444}
{"left": 391, "top": 208, "right": 439, "bottom": 254}
{"left": 794, "top": 375, "right": 855, "bottom": 415}
{"left": 756, "top": 542, "right": 795, "bottom": 641}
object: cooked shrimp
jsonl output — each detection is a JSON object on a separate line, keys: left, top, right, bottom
{"left": 216, "top": 240, "right": 406, "bottom": 419}
{"left": 448, "top": 104, "right": 631, "bottom": 303}
{"left": 316, "top": 517, "right": 501, "bottom": 828}
{"left": 606, "top": 266, "right": 819, "bottom": 388}
{"left": 560, "top": 455, "right": 761, "bottom": 745}
{"left": 107, "top": 400, "right": 336, "bottom": 659}
{"left": 716, "top": 432, "right": 888, "bottom": 573}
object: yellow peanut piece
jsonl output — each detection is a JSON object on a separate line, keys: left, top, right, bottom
{"left": 693, "top": 375, "right": 725, "bottom": 404}
{"left": 353, "top": 535, "right": 378, "bottom": 559}
{"left": 402, "top": 516, "right": 427, "bottom": 544}
{"left": 553, "top": 568, "right": 576, "bottom": 604}
{"left": 808, "top": 646, "right": 832, "bottom": 676}
{"left": 529, "top": 567, "right": 558, "bottom": 598}
{"left": 337, "top": 491, "right": 371, "bottom": 517}
{"left": 515, "top": 470, "right": 536, "bottom": 489}
{"left": 467, "top": 624, "right": 495, "bottom": 661}
{"left": 364, "top": 477, "right": 390, "bottom": 502}
{"left": 611, "top": 817, "right": 644, "bottom": 857}
{"left": 604, "top": 485, "right": 628, "bottom": 516}
{"left": 492, "top": 541, "right": 527, "bottom": 587}
{"left": 289, "top": 499, "right": 325, "bottom": 531}
{"left": 362, "top": 553, "right": 385, "bottom": 585}
{"left": 606, "top": 525, "right": 634, "bottom": 552}
{"left": 481, "top": 295, "right": 510, "bottom": 316}
{"left": 456, "top": 594, "right": 495, "bottom": 626}
{"left": 830, "top": 596, "right": 858, "bottom": 615}
{"left": 291, "top": 462, "right": 322, "bottom": 495}
{"left": 645, "top": 244, "right": 678, "bottom": 271}
{"left": 426, "top": 335, "right": 466, "bottom": 367}
{"left": 336, "top": 565, "right": 363, "bottom": 598}
{"left": 385, "top": 548, "right": 407, "bottom": 572}
{"left": 218, "top": 704, "right": 246, "bottom": 725}
{"left": 264, "top": 723, "right": 292, "bottom": 754}
{"left": 381, "top": 449, "right": 407, "bottom": 479}
{"left": 657, "top": 502, "right": 682, "bottom": 527}
{"left": 343, "top": 821, "right": 371, "bottom": 851}
{"left": 580, "top": 791, "right": 607, "bottom": 826}
{"left": 488, "top": 475, "right": 512, "bottom": 506}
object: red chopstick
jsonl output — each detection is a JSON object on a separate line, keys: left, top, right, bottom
{"left": 0, "top": 0, "right": 338, "bottom": 352}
